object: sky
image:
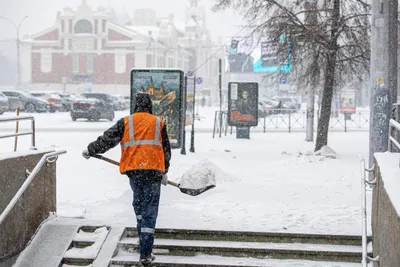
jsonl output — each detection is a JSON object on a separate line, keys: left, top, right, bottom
{"left": 0, "top": 0, "right": 244, "bottom": 47}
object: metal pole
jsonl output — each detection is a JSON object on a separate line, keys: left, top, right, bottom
{"left": 0, "top": 16, "right": 27, "bottom": 89}
{"left": 181, "top": 75, "right": 187, "bottom": 155}
{"left": 190, "top": 77, "right": 196, "bottom": 153}
{"left": 304, "top": 1, "right": 317, "bottom": 142}
{"left": 31, "top": 118, "right": 36, "bottom": 149}
{"left": 369, "top": 0, "right": 398, "bottom": 168}
{"left": 360, "top": 158, "right": 368, "bottom": 267}
{"left": 219, "top": 59, "right": 223, "bottom": 138}
{"left": 219, "top": 58, "right": 222, "bottom": 112}
{"left": 14, "top": 106, "right": 20, "bottom": 152}
{"left": 212, "top": 111, "right": 217, "bottom": 138}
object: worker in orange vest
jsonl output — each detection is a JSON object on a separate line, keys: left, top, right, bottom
{"left": 82, "top": 93, "right": 171, "bottom": 266}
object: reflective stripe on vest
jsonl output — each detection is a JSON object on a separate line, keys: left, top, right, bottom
{"left": 121, "top": 116, "right": 162, "bottom": 148}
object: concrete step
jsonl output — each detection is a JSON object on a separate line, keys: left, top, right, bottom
{"left": 117, "top": 237, "right": 366, "bottom": 263}
{"left": 110, "top": 252, "right": 364, "bottom": 267}
{"left": 123, "top": 227, "right": 370, "bottom": 246}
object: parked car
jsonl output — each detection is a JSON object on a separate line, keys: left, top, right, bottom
{"left": 1, "top": 90, "right": 49, "bottom": 113}
{"left": 80, "top": 93, "right": 115, "bottom": 107}
{"left": 259, "top": 98, "right": 281, "bottom": 116}
{"left": 273, "top": 97, "right": 299, "bottom": 111}
{"left": 0, "top": 93, "right": 9, "bottom": 114}
{"left": 114, "top": 95, "right": 130, "bottom": 110}
{"left": 52, "top": 92, "right": 79, "bottom": 112}
{"left": 29, "top": 92, "right": 63, "bottom": 112}
{"left": 111, "top": 96, "right": 122, "bottom": 111}
{"left": 70, "top": 97, "right": 115, "bottom": 122}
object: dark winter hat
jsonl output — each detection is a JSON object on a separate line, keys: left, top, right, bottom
{"left": 134, "top": 93, "right": 153, "bottom": 114}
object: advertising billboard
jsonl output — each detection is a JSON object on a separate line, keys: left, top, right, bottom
{"left": 340, "top": 90, "right": 356, "bottom": 114}
{"left": 228, "top": 82, "right": 259, "bottom": 127}
{"left": 261, "top": 41, "right": 278, "bottom": 67}
{"left": 186, "top": 77, "right": 195, "bottom": 126}
{"left": 130, "top": 68, "right": 185, "bottom": 148}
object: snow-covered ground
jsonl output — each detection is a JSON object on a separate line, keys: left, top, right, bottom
{"left": 0, "top": 110, "right": 371, "bottom": 235}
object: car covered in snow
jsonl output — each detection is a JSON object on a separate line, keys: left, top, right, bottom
{"left": 52, "top": 92, "right": 79, "bottom": 112}
{"left": 273, "top": 97, "right": 300, "bottom": 111}
{"left": 71, "top": 95, "right": 115, "bottom": 122}
{"left": 0, "top": 92, "right": 9, "bottom": 114}
{"left": 258, "top": 98, "right": 281, "bottom": 117}
{"left": 1, "top": 90, "right": 49, "bottom": 113}
{"left": 29, "top": 91, "right": 63, "bottom": 112}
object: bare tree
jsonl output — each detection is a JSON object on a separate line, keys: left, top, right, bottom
{"left": 213, "top": 0, "right": 370, "bottom": 151}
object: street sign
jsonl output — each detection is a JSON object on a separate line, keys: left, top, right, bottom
{"left": 280, "top": 77, "right": 288, "bottom": 84}
{"left": 187, "top": 71, "right": 194, "bottom": 77}
{"left": 196, "top": 77, "right": 203, "bottom": 85}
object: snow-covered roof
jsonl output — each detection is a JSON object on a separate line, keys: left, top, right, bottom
{"left": 126, "top": 25, "right": 160, "bottom": 39}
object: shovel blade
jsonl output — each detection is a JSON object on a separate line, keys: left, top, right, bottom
{"left": 179, "top": 184, "right": 216, "bottom": 196}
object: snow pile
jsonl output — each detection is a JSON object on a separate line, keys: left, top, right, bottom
{"left": 64, "top": 227, "right": 109, "bottom": 259}
{"left": 314, "top": 146, "right": 338, "bottom": 159}
{"left": 178, "top": 160, "right": 218, "bottom": 189}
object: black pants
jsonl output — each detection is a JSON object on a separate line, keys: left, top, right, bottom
{"left": 129, "top": 177, "right": 161, "bottom": 256}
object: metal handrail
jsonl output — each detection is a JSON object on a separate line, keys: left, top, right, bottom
{"left": 0, "top": 115, "right": 36, "bottom": 149}
{"left": 360, "top": 157, "right": 379, "bottom": 267}
{"left": 0, "top": 150, "right": 67, "bottom": 225}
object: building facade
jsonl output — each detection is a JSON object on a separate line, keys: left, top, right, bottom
{"left": 20, "top": 0, "right": 221, "bottom": 97}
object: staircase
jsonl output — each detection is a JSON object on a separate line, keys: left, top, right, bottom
{"left": 54, "top": 225, "right": 372, "bottom": 267}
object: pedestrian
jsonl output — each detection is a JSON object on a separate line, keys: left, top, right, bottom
{"left": 82, "top": 93, "right": 171, "bottom": 266}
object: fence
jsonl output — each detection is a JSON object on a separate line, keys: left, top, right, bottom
{"left": 213, "top": 109, "right": 370, "bottom": 135}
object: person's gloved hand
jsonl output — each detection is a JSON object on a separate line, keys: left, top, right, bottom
{"left": 161, "top": 174, "right": 168, "bottom": 186}
{"left": 82, "top": 148, "right": 91, "bottom": 159}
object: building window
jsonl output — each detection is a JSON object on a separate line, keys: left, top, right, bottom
{"left": 157, "top": 56, "right": 164, "bottom": 68}
{"left": 87, "top": 55, "right": 94, "bottom": 74}
{"left": 40, "top": 49, "right": 52, "bottom": 73}
{"left": 74, "top": 19, "right": 93, "bottom": 34}
{"left": 73, "top": 55, "right": 79, "bottom": 73}
{"left": 115, "top": 50, "right": 126, "bottom": 73}
{"left": 146, "top": 55, "right": 152, "bottom": 67}
{"left": 168, "top": 58, "right": 174, "bottom": 68}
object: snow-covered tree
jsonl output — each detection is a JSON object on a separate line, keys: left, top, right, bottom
{"left": 213, "top": 0, "right": 370, "bottom": 151}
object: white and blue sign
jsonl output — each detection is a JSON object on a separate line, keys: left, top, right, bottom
{"left": 280, "top": 77, "right": 288, "bottom": 84}
{"left": 196, "top": 77, "right": 203, "bottom": 85}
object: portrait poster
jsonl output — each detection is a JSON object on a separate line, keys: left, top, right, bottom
{"left": 228, "top": 82, "right": 259, "bottom": 127}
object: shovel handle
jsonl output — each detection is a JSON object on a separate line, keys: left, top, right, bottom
{"left": 92, "top": 154, "right": 120, "bottom": 166}
{"left": 92, "top": 155, "right": 180, "bottom": 188}
{"left": 167, "top": 180, "right": 180, "bottom": 187}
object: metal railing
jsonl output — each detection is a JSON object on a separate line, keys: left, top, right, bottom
{"left": 212, "top": 109, "right": 370, "bottom": 135}
{"left": 359, "top": 157, "right": 379, "bottom": 267}
{"left": 0, "top": 115, "right": 36, "bottom": 149}
{"left": 0, "top": 150, "right": 67, "bottom": 225}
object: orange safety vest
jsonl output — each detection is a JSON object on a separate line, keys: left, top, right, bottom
{"left": 120, "top": 113, "right": 165, "bottom": 174}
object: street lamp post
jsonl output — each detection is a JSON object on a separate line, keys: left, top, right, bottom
{"left": 0, "top": 16, "right": 28, "bottom": 89}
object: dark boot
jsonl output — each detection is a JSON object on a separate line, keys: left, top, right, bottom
{"left": 139, "top": 253, "right": 155, "bottom": 266}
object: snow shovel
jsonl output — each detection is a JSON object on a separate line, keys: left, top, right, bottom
{"left": 90, "top": 154, "right": 215, "bottom": 196}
